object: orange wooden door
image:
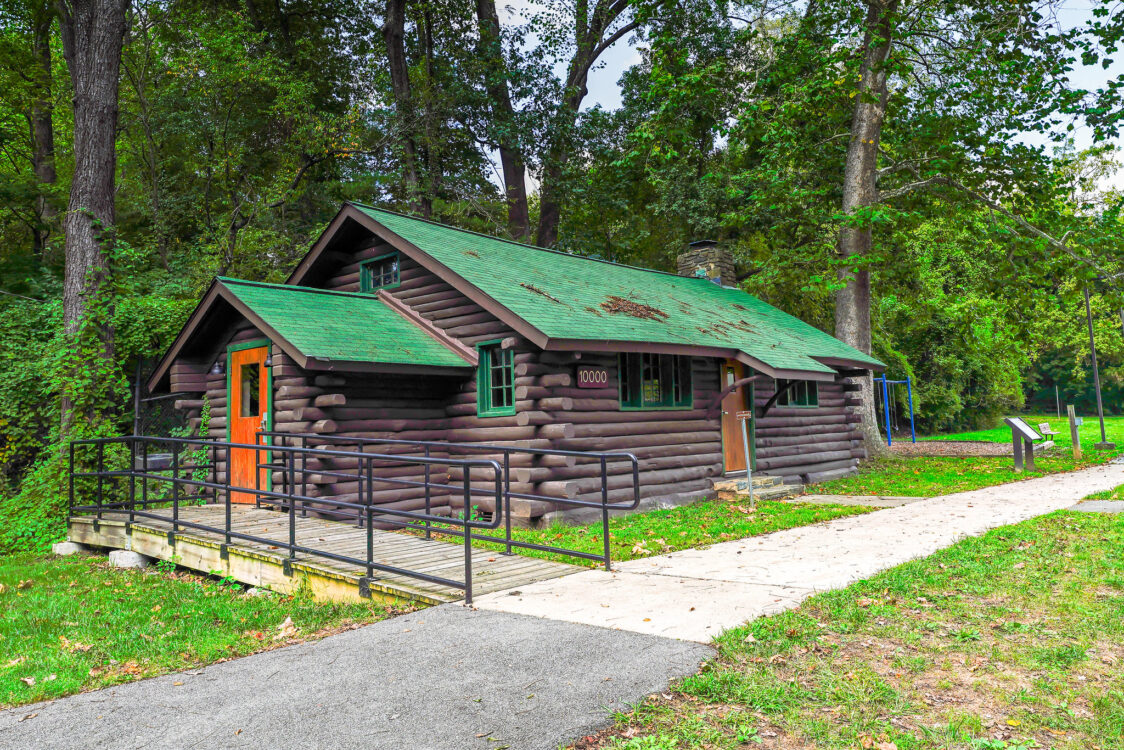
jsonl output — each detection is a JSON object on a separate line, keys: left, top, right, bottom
{"left": 720, "top": 360, "right": 754, "bottom": 474}
{"left": 229, "top": 345, "right": 270, "bottom": 503}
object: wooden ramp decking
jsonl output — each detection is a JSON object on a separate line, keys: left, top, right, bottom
{"left": 68, "top": 505, "right": 578, "bottom": 605}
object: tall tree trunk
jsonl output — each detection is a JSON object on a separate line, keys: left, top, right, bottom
{"left": 56, "top": 0, "right": 130, "bottom": 432}
{"left": 30, "top": 1, "right": 57, "bottom": 255}
{"left": 534, "top": 1, "right": 636, "bottom": 247}
{"left": 383, "top": 0, "right": 428, "bottom": 217}
{"left": 834, "top": 0, "right": 898, "bottom": 451}
{"left": 421, "top": 7, "right": 441, "bottom": 208}
{"left": 475, "top": 0, "right": 530, "bottom": 240}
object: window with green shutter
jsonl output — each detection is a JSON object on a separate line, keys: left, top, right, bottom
{"left": 477, "top": 342, "right": 515, "bottom": 417}
{"left": 359, "top": 252, "right": 401, "bottom": 292}
{"left": 618, "top": 353, "right": 693, "bottom": 410}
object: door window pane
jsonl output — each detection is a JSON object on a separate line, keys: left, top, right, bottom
{"left": 240, "top": 363, "right": 260, "bottom": 417}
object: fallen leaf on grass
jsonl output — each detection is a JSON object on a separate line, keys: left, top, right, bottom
{"left": 20, "top": 676, "right": 34, "bottom": 687}
{"left": 59, "top": 635, "right": 92, "bottom": 653}
{"left": 857, "top": 597, "right": 876, "bottom": 607}
{"left": 4, "top": 657, "right": 26, "bottom": 669}
{"left": 0, "top": 584, "right": 7, "bottom": 594}
{"left": 273, "top": 616, "right": 298, "bottom": 641}
{"left": 17, "top": 579, "right": 33, "bottom": 590}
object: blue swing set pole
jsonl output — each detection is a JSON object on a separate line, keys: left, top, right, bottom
{"left": 905, "top": 375, "right": 916, "bottom": 443}
{"left": 880, "top": 374, "right": 892, "bottom": 446}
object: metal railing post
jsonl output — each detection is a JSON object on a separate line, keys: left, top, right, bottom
{"left": 141, "top": 440, "right": 148, "bottom": 510}
{"left": 288, "top": 446, "right": 297, "bottom": 561}
{"left": 600, "top": 456, "right": 612, "bottom": 571}
{"left": 210, "top": 440, "right": 218, "bottom": 505}
{"left": 171, "top": 442, "right": 180, "bottom": 534}
{"left": 128, "top": 437, "right": 136, "bottom": 524}
{"left": 300, "top": 435, "right": 308, "bottom": 516}
{"left": 463, "top": 472, "right": 473, "bottom": 605}
{"left": 224, "top": 445, "right": 232, "bottom": 546}
{"left": 503, "top": 449, "right": 512, "bottom": 555}
{"left": 366, "top": 458, "right": 374, "bottom": 582}
{"left": 96, "top": 442, "right": 104, "bottom": 519}
{"left": 255, "top": 433, "right": 263, "bottom": 510}
{"left": 364, "top": 450, "right": 373, "bottom": 528}
{"left": 424, "top": 445, "right": 432, "bottom": 540}
{"left": 67, "top": 442, "right": 75, "bottom": 519}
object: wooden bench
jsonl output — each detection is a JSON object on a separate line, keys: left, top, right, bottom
{"left": 1036, "top": 422, "right": 1059, "bottom": 450}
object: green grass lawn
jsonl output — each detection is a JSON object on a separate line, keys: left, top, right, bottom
{"left": 923, "top": 413, "right": 1124, "bottom": 449}
{"left": 580, "top": 510, "right": 1124, "bottom": 750}
{"left": 813, "top": 451, "right": 1116, "bottom": 498}
{"left": 462, "top": 499, "right": 872, "bottom": 566}
{"left": 0, "top": 554, "right": 407, "bottom": 708}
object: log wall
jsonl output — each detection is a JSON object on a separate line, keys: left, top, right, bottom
{"left": 167, "top": 233, "right": 870, "bottom": 525}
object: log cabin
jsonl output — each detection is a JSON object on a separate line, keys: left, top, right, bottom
{"left": 148, "top": 202, "right": 884, "bottom": 525}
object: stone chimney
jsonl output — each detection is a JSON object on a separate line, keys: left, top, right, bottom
{"left": 677, "top": 240, "right": 735, "bottom": 286}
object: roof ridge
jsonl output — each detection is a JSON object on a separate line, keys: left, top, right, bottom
{"left": 349, "top": 201, "right": 706, "bottom": 282}
{"left": 217, "top": 276, "right": 383, "bottom": 301}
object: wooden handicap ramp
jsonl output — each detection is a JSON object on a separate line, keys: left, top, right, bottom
{"left": 68, "top": 504, "right": 578, "bottom": 605}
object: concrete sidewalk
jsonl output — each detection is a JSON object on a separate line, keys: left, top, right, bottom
{"left": 474, "top": 460, "right": 1124, "bottom": 642}
{"left": 0, "top": 606, "right": 709, "bottom": 750}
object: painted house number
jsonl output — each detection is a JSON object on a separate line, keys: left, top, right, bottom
{"left": 576, "top": 366, "right": 609, "bottom": 388}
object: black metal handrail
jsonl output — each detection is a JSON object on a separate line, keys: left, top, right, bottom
{"left": 256, "top": 431, "right": 640, "bottom": 570}
{"left": 68, "top": 435, "right": 502, "bottom": 603}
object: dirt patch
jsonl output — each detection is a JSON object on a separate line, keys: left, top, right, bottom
{"left": 600, "top": 295, "right": 669, "bottom": 321}
{"left": 890, "top": 440, "right": 1013, "bottom": 457}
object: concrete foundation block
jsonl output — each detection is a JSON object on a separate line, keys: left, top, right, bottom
{"left": 52, "top": 541, "right": 88, "bottom": 556}
{"left": 805, "top": 467, "right": 858, "bottom": 485}
{"left": 108, "top": 550, "right": 151, "bottom": 569}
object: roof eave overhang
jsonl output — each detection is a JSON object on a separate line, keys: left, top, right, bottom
{"left": 303, "top": 358, "right": 471, "bottom": 377}
{"left": 147, "top": 281, "right": 223, "bottom": 393}
{"left": 812, "top": 355, "right": 886, "bottom": 373}
{"left": 148, "top": 280, "right": 319, "bottom": 393}
{"left": 542, "top": 338, "right": 838, "bottom": 382}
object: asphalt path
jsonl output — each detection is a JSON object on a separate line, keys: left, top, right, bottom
{"left": 0, "top": 605, "right": 709, "bottom": 750}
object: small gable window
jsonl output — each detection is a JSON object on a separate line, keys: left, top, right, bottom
{"left": 775, "top": 378, "right": 819, "bottom": 407}
{"left": 477, "top": 342, "right": 515, "bottom": 417}
{"left": 619, "top": 353, "right": 693, "bottom": 410}
{"left": 359, "top": 252, "right": 401, "bottom": 293}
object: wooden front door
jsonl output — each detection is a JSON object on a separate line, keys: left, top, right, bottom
{"left": 229, "top": 345, "right": 271, "bottom": 503}
{"left": 720, "top": 360, "right": 755, "bottom": 474}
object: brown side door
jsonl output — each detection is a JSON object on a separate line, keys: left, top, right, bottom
{"left": 720, "top": 360, "right": 755, "bottom": 474}
{"left": 228, "top": 345, "right": 270, "bottom": 503}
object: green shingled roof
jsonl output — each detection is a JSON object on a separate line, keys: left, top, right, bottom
{"left": 218, "top": 278, "right": 470, "bottom": 368}
{"left": 351, "top": 204, "right": 883, "bottom": 374}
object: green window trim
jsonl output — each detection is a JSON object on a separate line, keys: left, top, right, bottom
{"left": 477, "top": 341, "right": 516, "bottom": 417}
{"left": 618, "top": 353, "right": 693, "bottom": 410}
{"left": 359, "top": 251, "right": 401, "bottom": 293}
{"left": 774, "top": 378, "right": 819, "bottom": 408}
